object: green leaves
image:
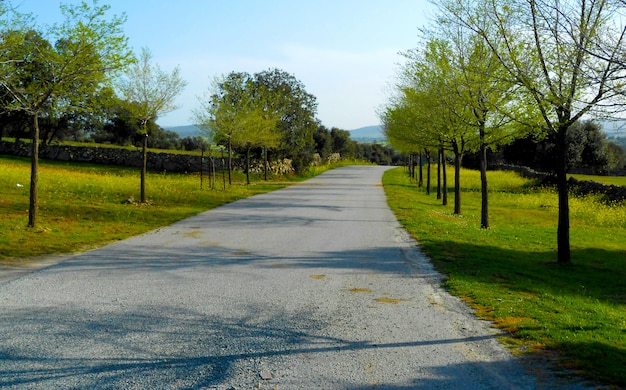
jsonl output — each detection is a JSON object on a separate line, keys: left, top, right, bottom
{"left": 118, "top": 47, "right": 187, "bottom": 131}
{"left": 195, "top": 68, "right": 316, "bottom": 156}
{"left": 1, "top": 0, "right": 133, "bottom": 116}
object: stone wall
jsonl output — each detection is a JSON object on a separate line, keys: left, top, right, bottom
{"left": 568, "top": 177, "right": 626, "bottom": 203}
{"left": 0, "top": 140, "right": 233, "bottom": 173}
{"left": 494, "top": 164, "right": 625, "bottom": 203}
{"left": 0, "top": 140, "right": 299, "bottom": 176}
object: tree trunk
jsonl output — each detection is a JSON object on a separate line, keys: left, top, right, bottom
{"left": 442, "top": 150, "right": 448, "bottom": 206}
{"left": 200, "top": 145, "right": 204, "bottom": 189}
{"left": 405, "top": 155, "right": 410, "bottom": 177}
{"left": 556, "top": 128, "right": 571, "bottom": 264}
{"left": 418, "top": 153, "right": 423, "bottom": 187}
{"left": 221, "top": 148, "right": 226, "bottom": 190}
{"left": 453, "top": 141, "right": 462, "bottom": 215}
{"left": 437, "top": 148, "right": 442, "bottom": 200}
{"left": 227, "top": 136, "right": 232, "bottom": 185}
{"left": 140, "top": 131, "right": 148, "bottom": 203}
{"left": 210, "top": 156, "right": 215, "bottom": 190}
{"left": 28, "top": 114, "right": 40, "bottom": 228}
{"left": 246, "top": 146, "right": 251, "bottom": 185}
{"left": 264, "top": 147, "right": 268, "bottom": 181}
{"left": 426, "top": 152, "right": 431, "bottom": 195}
{"left": 479, "top": 129, "right": 489, "bottom": 229}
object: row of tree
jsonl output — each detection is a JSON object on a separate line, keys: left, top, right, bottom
{"left": 381, "top": 0, "right": 626, "bottom": 265}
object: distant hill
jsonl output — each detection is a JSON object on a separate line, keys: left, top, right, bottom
{"left": 163, "top": 125, "right": 201, "bottom": 138}
{"left": 165, "top": 124, "right": 386, "bottom": 142}
{"left": 348, "top": 125, "right": 385, "bottom": 142}
{"left": 600, "top": 119, "right": 626, "bottom": 137}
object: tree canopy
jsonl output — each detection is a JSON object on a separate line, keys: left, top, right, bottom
{"left": 194, "top": 68, "right": 318, "bottom": 178}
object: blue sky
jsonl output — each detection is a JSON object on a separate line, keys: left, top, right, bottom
{"left": 14, "top": 1, "right": 434, "bottom": 130}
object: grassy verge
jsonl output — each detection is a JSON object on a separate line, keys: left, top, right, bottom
{"left": 383, "top": 167, "right": 626, "bottom": 387}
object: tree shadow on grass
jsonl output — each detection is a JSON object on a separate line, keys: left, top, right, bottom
{"left": 425, "top": 241, "right": 625, "bottom": 387}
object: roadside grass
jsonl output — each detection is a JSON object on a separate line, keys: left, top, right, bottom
{"left": 0, "top": 155, "right": 291, "bottom": 261}
{"left": 383, "top": 167, "right": 626, "bottom": 387}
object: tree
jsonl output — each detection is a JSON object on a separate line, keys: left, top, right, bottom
{"left": 400, "top": 39, "right": 477, "bottom": 214}
{"left": 313, "top": 125, "right": 333, "bottom": 160}
{"left": 0, "top": 1, "right": 133, "bottom": 227}
{"left": 501, "top": 120, "right": 611, "bottom": 174}
{"left": 425, "top": 15, "right": 524, "bottom": 227}
{"left": 118, "top": 47, "right": 187, "bottom": 203}
{"left": 381, "top": 86, "right": 437, "bottom": 194}
{"left": 252, "top": 68, "right": 319, "bottom": 173}
{"left": 330, "top": 127, "right": 357, "bottom": 159}
{"left": 606, "top": 141, "right": 626, "bottom": 173}
{"left": 194, "top": 72, "right": 280, "bottom": 185}
{"left": 576, "top": 121, "right": 610, "bottom": 174}
{"left": 438, "top": 0, "right": 626, "bottom": 263}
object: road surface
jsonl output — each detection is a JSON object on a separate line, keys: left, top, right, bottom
{"left": 0, "top": 166, "right": 556, "bottom": 388}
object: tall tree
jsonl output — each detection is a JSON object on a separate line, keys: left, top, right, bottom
{"left": 438, "top": 0, "right": 626, "bottom": 264}
{"left": 194, "top": 72, "right": 280, "bottom": 185}
{"left": 118, "top": 47, "right": 187, "bottom": 203}
{"left": 313, "top": 125, "right": 333, "bottom": 160}
{"left": 252, "top": 68, "right": 318, "bottom": 173}
{"left": 0, "top": 1, "right": 133, "bottom": 227}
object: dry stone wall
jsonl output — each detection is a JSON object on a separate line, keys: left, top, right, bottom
{"left": 0, "top": 140, "right": 298, "bottom": 176}
{"left": 568, "top": 177, "right": 626, "bottom": 202}
{"left": 0, "top": 140, "right": 225, "bottom": 173}
{"left": 495, "top": 164, "right": 626, "bottom": 203}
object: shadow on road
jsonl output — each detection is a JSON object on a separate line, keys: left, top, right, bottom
{"left": 0, "top": 302, "right": 505, "bottom": 389}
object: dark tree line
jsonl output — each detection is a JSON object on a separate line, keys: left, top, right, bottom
{"left": 0, "top": 98, "right": 204, "bottom": 152}
{"left": 463, "top": 121, "right": 626, "bottom": 175}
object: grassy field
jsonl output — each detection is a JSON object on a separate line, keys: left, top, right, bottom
{"left": 383, "top": 167, "right": 626, "bottom": 387}
{"left": 1, "top": 136, "right": 203, "bottom": 155}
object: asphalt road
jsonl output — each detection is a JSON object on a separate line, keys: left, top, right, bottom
{"left": 0, "top": 166, "right": 552, "bottom": 389}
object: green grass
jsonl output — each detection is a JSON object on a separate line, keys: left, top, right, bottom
{"left": 0, "top": 155, "right": 293, "bottom": 261}
{"left": 383, "top": 167, "right": 626, "bottom": 387}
